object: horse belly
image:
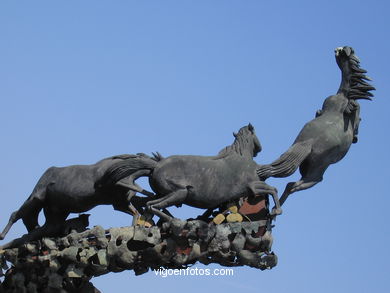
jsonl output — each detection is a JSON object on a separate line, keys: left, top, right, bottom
{"left": 185, "top": 169, "right": 251, "bottom": 209}
{"left": 149, "top": 156, "right": 254, "bottom": 209}
{"left": 46, "top": 186, "right": 103, "bottom": 213}
{"left": 185, "top": 181, "right": 248, "bottom": 209}
{"left": 149, "top": 157, "right": 202, "bottom": 193}
{"left": 313, "top": 123, "right": 354, "bottom": 164}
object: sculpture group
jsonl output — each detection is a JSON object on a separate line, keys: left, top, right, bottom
{"left": 0, "top": 46, "right": 375, "bottom": 248}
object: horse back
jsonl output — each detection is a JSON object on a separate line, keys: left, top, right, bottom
{"left": 150, "top": 154, "right": 258, "bottom": 209}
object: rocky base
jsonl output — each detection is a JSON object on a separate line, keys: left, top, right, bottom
{"left": 0, "top": 218, "right": 276, "bottom": 292}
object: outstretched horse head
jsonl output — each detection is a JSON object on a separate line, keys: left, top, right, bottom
{"left": 321, "top": 46, "right": 374, "bottom": 124}
{"left": 335, "top": 46, "right": 374, "bottom": 103}
{"left": 232, "top": 123, "right": 262, "bottom": 158}
{"left": 333, "top": 46, "right": 374, "bottom": 143}
{"left": 335, "top": 46, "right": 355, "bottom": 72}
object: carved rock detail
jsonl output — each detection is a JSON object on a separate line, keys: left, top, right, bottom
{"left": 0, "top": 219, "right": 276, "bottom": 292}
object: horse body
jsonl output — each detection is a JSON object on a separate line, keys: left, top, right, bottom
{"left": 101, "top": 124, "right": 280, "bottom": 220}
{"left": 0, "top": 154, "right": 146, "bottom": 241}
{"left": 257, "top": 46, "right": 374, "bottom": 207}
{"left": 294, "top": 95, "right": 357, "bottom": 164}
{"left": 149, "top": 154, "right": 260, "bottom": 209}
{"left": 41, "top": 164, "right": 118, "bottom": 213}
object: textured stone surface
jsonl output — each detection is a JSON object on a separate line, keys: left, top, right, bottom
{"left": 0, "top": 218, "right": 276, "bottom": 292}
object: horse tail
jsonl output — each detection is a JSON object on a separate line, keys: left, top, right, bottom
{"left": 97, "top": 156, "right": 159, "bottom": 187}
{"left": 257, "top": 141, "right": 312, "bottom": 180}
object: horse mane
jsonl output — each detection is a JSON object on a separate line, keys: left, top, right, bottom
{"left": 337, "top": 49, "right": 375, "bottom": 114}
{"left": 346, "top": 53, "right": 375, "bottom": 101}
{"left": 215, "top": 127, "right": 251, "bottom": 159}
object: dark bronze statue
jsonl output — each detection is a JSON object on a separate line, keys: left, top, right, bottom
{"left": 0, "top": 154, "right": 153, "bottom": 241}
{"left": 99, "top": 123, "right": 281, "bottom": 220}
{"left": 0, "top": 45, "right": 376, "bottom": 293}
{"left": 257, "top": 46, "right": 375, "bottom": 207}
{"left": 0, "top": 46, "right": 374, "bottom": 248}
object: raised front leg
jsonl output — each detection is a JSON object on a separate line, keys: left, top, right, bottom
{"left": 116, "top": 169, "right": 155, "bottom": 197}
{"left": 249, "top": 181, "right": 282, "bottom": 216}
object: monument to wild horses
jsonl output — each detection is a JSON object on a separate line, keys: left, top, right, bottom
{"left": 98, "top": 46, "right": 375, "bottom": 220}
{"left": 0, "top": 46, "right": 374, "bottom": 246}
{"left": 257, "top": 46, "right": 375, "bottom": 207}
{"left": 0, "top": 123, "right": 280, "bottom": 247}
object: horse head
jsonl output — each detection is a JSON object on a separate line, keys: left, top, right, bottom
{"left": 336, "top": 46, "right": 374, "bottom": 104}
{"left": 233, "top": 123, "right": 262, "bottom": 157}
{"left": 334, "top": 46, "right": 373, "bottom": 143}
{"left": 321, "top": 47, "right": 374, "bottom": 115}
{"left": 335, "top": 46, "right": 355, "bottom": 74}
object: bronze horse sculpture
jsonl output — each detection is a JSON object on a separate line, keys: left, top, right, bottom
{"left": 0, "top": 154, "right": 153, "bottom": 243}
{"left": 257, "top": 46, "right": 375, "bottom": 207}
{"left": 99, "top": 124, "right": 281, "bottom": 220}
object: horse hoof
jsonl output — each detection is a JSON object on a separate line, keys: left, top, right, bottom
{"left": 270, "top": 207, "right": 282, "bottom": 216}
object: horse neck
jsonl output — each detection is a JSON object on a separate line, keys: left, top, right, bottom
{"left": 321, "top": 94, "right": 348, "bottom": 114}
{"left": 332, "top": 59, "right": 354, "bottom": 113}
{"left": 217, "top": 137, "right": 254, "bottom": 159}
{"left": 337, "top": 65, "right": 352, "bottom": 96}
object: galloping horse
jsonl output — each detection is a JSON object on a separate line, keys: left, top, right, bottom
{"left": 99, "top": 124, "right": 281, "bottom": 220}
{"left": 257, "top": 46, "right": 375, "bottom": 207}
{"left": 0, "top": 154, "right": 153, "bottom": 242}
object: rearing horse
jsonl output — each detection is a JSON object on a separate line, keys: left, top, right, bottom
{"left": 99, "top": 124, "right": 281, "bottom": 220}
{"left": 257, "top": 46, "right": 375, "bottom": 207}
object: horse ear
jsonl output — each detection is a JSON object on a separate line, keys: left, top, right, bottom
{"left": 248, "top": 123, "right": 254, "bottom": 132}
{"left": 233, "top": 132, "right": 237, "bottom": 138}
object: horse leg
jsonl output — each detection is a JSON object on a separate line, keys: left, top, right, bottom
{"left": 279, "top": 177, "right": 323, "bottom": 206}
{"left": 114, "top": 204, "right": 141, "bottom": 226}
{"left": 249, "top": 181, "right": 282, "bottom": 216}
{"left": 43, "top": 207, "right": 69, "bottom": 236}
{"left": 0, "top": 189, "right": 45, "bottom": 240}
{"left": 0, "top": 208, "right": 67, "bottom": 249}
{"left": 0, "top": 211, "right": 18, "bottom": 240}
{"left": 147, "top": 189, "right": 188, "bottom": 221}
{"left": 113, "top": 194, "right": 142, "bottom": 226}
{"left": 116, "top": 181, "right": 154, "bottom": 196}
{"left": 116, "top": 170, "right": 155, "bottom": 197}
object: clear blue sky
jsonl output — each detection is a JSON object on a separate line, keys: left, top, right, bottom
{"left": 1, "top": 1, "right": 389, "bottom": 292}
